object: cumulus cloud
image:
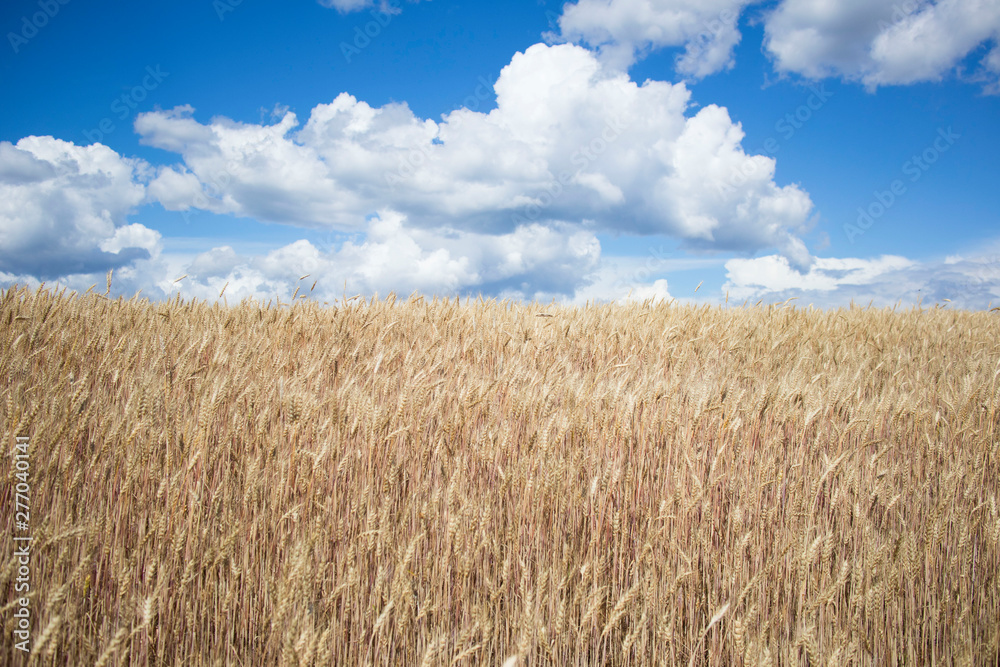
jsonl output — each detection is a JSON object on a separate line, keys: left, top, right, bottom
{"left": 132, "top": 219, "right": 730, "bottom": 308}
{"left": 570, "top": 264, "right": 678, "bottom": 305}
{"left": 1, "top": 208, "right": 680, "bottom": 307}
{"left": 764, "top": 0, "right": 1000, "bottom": 90}
{"left": 318, "top": 0, "right": 371, "bottom": 11}
{"left": 0, "top": 137, "right": 159, "bottom": 279}
{"left": 154, "top": 210, "right": 602, "bottom": 303}
{"left": 655, "top": 103, "right": 815, "bottom": 269}
{"left": 317, "top": 0, "right": 402, "bottom": 14}
{"left": 551, "top": 0, "right": 757, "bottom": 75}
{"left": 139, "top": 105, "right": 365, "bottom": 227}
{"left": 552, "top": 0, "right": 1000, "bottom": 91}
{"left": 0, "top": 44, "right": 816, "bottom": 300}
{"left": 139, "top": 43, "right": 814, "bottom": 266}
{"left": 723, "top": 252, "right": 1000, "bottom": 309}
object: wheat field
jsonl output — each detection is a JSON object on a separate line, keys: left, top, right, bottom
{"left": 2, "top": 284, "right": 999, "bottom": 665}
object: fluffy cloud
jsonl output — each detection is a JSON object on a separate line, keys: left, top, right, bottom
{"left": 553, "top": 0, "right": 1000, "bottom": 91}
{"left": 7, "top": 209, "right": 687, "bottom": 307}
{"left": 763, "top": 0, "right": 1000, "bottom": 89}
{"left": 655, "top": 104, "right": 814, "bottom": 269}
{"left": 0, "top": 137, "right": 159, "bottom": 279}
{"left": 551, "top": 0, "right": 757, "bottom": 74}
{"left": 318, "top": 0, "right": 371, "bottom": 11}
{"left": 0, "top": 44, "right": 815, "bottom": 299}
{"left": 156, "top": 210, "right": 602, "bottom": 303}
{"left": 723, "top": 252, "right": 1000, "bottom": 309}
{"left": 139, "top": 106, "right": 366, "bottom": 227}
{"left": 569, "top": 263, "right": 678, "bottom": 305}
{"left": 317, "top": 0, "right": 410, "bottom": 14}
{"left": 139, "top": 43, "right": 814, "bottom": 266}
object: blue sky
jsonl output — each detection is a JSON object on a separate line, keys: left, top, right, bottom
{"left": 2, "top": 0, "right": 999, "bottom": 308}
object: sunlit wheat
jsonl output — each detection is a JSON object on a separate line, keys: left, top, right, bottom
{"left": 1, "top": 284, "right": 998, "bottom": 664}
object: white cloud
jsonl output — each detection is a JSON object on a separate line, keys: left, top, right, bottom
{"left": 986, "top": 40, "right": 1000, "bottom": 85}
{"left": 551, "top": 0, "right": 1000, "bottom": 91}
{"left": 138, "top": 105, "right": 366, "bottom": 227}
{"left": 318, "top": 0, "right": 371, "bottom": 11}
{"left": 187, "top": 245, "right": 243, "bottom": 280}
{"left": 764, "top": 0, "right": 1000, "bottom": 90}
{"left": 317, "top": 0, "right": 407, "bottom": 14}
{"left": 571, "top": 268, "right": 677, "bottom": 305}
{"left": 0, "top": 137, "right": 159, "bottom": 279}
{"left": 136, "top": 223, "right": 738, "bottom": 307}
{"left": 723, "top": 251, "right": 1000, "bottom": 309}
{"left": 152, "top": 210, "right": 602, "bottom": 303}
{"left": 138, "top": 42, "right": 814, "bottom": 267}
{"left": 146, "top": 165, "right": 205, "bottom": 212}
{"left": 725, "top": 254, "right": 916, "bottom": 298}
{"left": 99, "top": 223, "right": 161, "bottom": 256}
{"left": 628, "top": 278, "right": 674, "bottom": 303}
{"left": 551, "top": 0, "right": 757, "bottom": 75}
{"left": 656, "top": 103, "right": 815, "bottom": 270}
